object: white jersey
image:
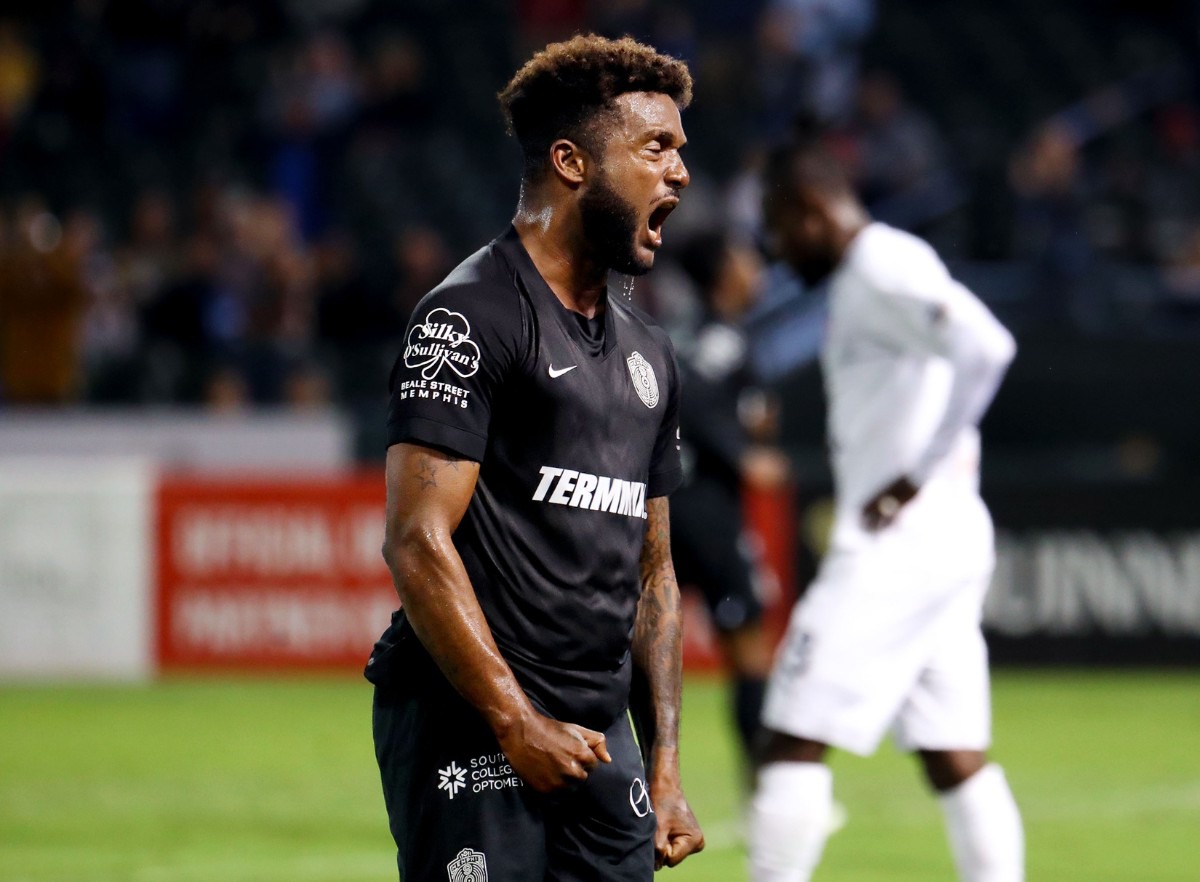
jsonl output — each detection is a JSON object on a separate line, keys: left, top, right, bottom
{"left": 822, "top": 223, "right": 1015, "bottom": 550}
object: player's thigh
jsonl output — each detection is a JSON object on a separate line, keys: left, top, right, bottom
{"left": 893, "top": 583, "right": 993, "bottom": 752}
{"left": 762, "top": 548, "right": 948, "bottom": 754}
{"left": 373, "top": 683, "right": 546, "bottom": 882}
{"left": 544, "top": 714, "right": 656, "bottom": 882}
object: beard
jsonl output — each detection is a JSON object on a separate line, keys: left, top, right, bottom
{"left": 579, "top": 169, "right": 651, "bottom": 276}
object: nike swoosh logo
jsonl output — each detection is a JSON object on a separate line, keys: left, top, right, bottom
{"left": 548, "top": 364, "right": 578, "bottom": 378}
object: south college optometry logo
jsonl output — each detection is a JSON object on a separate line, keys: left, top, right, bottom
{"left": 437, "top": 762, "right": 467, "bottom": 799}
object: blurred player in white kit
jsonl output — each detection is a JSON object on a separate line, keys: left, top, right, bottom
{"left": 748, "top": 140, "right": 1024, "bottom": 882}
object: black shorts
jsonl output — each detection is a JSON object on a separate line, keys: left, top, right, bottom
{"left": 669, "top": 478, "right": 764, "bottom": 632}
{"left": 372, "top": 678, "right": 656, "bottom": 882}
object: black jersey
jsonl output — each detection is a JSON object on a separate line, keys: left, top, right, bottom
{"left": 367, "top": 227, "right": 683, "bottom": 729}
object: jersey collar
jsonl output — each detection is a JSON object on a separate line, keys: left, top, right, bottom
{"left": 496, "top": 226, "right": 619, "bottom": 358}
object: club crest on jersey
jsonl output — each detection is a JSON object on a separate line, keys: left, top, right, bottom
{"left": 447, "top": 847, "right": 488, "bottom": 882}
{"left": 405, "top": 307, "right": 481, "bottom": 381}
{"left": 626, "top": 351, "right": 659, "bottom": 408}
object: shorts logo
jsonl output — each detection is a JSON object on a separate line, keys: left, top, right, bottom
{"left": 626, "top": 351, "right": 659, "bottom": 408}
{"left": 447, "top": 847, "right": 488, "bottom": 882}
{"left": 781, "top": 631, "right": 814, "bottom": 676}
{"left": 437, "top": 762, "right": 468, "bottom": 799}
{"left": 405, "top": 307, "right": 481, "bottom": 381}
{"left": 629, "top": 777, "right": 654, "bottom": 818}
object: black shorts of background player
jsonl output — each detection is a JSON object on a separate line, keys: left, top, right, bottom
{"left": 669, "top": 231, "right": 791, "bottom": 777}
{"left": 367, "top": 35, "right": 705, "bottom": 882}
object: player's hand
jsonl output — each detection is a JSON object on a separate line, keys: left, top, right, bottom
{"left": 861, "top": 476, "right": 920, "bottom": 531}
{"left": 496, "top": 710, "right": 611, "bottom": 793}
{"left": 649, "top": 776, "right": 704, "bottom": 869}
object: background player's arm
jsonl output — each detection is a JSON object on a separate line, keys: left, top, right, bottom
{"left": 382, "top": 442, "right": 610, "bottom": 791}
{"left": 863, "top": 278, "right": 1016, "bottom": 530}
{"left": 631, "top": 496, "right": 704, "bottom": 868}
{"left": 907, "top": 285, "right": 1015, "bottom": 484}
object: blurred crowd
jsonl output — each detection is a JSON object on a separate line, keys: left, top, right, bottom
{"left": 1, "top": 0, "right": 1199, "bottom": 412}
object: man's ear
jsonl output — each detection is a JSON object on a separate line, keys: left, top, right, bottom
{"left": 550, "top": 139, "right": 589, "bottom": 187}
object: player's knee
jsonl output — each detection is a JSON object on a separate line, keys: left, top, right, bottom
{"left": 720, "top": 624, "right": 772, "bottom": 676}
{"left": 919, "top": 749, "right": 987, "bottom": 792}
{"left": 756, "top": 729, "right": 829, "bottom": 766}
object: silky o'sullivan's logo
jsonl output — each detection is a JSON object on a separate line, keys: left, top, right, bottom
{"left": 405, "top": 307, "right": 481, "bottom": 381}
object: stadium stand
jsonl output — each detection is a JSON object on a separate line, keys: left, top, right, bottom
{"left": 1, "top": 0, "right": 1199, "bottom": 473}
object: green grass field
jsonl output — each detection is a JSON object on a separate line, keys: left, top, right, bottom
{"left": 2, "top": 671, "right": 1197, "bottom": 881}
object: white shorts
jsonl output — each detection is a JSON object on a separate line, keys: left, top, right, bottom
{"left": 762, "top": 524, "right": 993, "bottom": 757}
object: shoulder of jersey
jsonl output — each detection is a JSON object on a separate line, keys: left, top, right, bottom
{"left": 848, "top": 223, "right": 948, "bottom": 294}
{"left": 414, "top": 241, "right": 523, "bottom": 312}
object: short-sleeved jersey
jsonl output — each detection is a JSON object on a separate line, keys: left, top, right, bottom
{"left": 367, "top": 227, "right": 683, "bottom": 729}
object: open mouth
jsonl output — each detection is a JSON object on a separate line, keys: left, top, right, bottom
{"left": 646, "top": 199, "right": 678, "bottom": 248}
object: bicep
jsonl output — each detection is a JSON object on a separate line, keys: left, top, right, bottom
{"left": 385, "top": 443, "right": 480, "bottom": 540}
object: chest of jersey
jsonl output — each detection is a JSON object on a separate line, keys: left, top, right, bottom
{"left": 512, "top": 326, "right": 662, "bottom": 450}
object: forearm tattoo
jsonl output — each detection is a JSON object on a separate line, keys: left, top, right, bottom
{"left": 633, "top": 496, "right": 683, "bottom": 751}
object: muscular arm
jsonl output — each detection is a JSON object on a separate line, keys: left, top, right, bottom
{"left": 631, "top": 496, "right": 704, "bottom": 868}
{"left": 382, "top": 442, "right": 609, "bottom": 790}
{"left": 631, "top": 496, "right": 684, "bottom": 769}
{"left": 864, "top": 276, "right": 1015, "bottom": 531}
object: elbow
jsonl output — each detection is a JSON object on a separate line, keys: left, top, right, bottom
{"left": 966, "top": 321, "right": 1015, "bottom": 371}
{"left": 381, "top": 537, "right": 399, "bottom": 575}
{"left": 986, "top": 327, "right": 1016, "bottom": 371}
{"left": 381, "top": 524, "right": 438, "bottom": 600}
{"left": 380, "top": 525, "right": 405, "bottom": 574}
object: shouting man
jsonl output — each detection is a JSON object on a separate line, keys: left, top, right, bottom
{"left": 366, "top": 35, "right": 705, "bottom": 882}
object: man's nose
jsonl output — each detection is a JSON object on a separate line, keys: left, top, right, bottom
{"left": 666, "top": 156, "right": 690, "bottom": 190}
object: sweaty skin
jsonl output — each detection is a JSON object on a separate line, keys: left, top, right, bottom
{"left": 516, "top": 91, "right": 688, "bottom": 316}
{"left": 381, "top": 443, "right": 611, "bottom": 793}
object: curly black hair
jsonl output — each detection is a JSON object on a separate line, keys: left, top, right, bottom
{"left": 498, "top": 34, "right": 693, "bottom": 179}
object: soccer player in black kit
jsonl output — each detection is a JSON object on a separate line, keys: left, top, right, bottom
{"left": 365, "top": 35, "right": 705, "bottom": 882}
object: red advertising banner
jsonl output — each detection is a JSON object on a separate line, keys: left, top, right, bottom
{"left": 155, "top": 474, "right": 395, "bottom": 670}
{"left": 155, "top": 473, "right": 797, "bottom": 673}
